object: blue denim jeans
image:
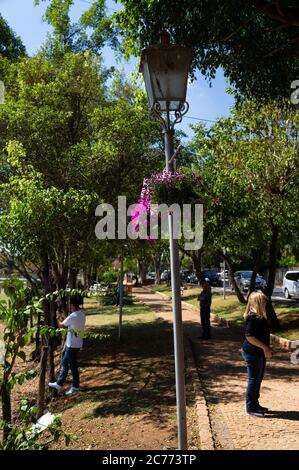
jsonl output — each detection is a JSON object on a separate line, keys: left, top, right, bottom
{"left": 57, "top": 347, "right": 80, "bottom": 388}
{"left": 241, "top": 348, "right": 265, "bottom": 412}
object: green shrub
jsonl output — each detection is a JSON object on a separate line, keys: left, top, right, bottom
{"left": 100, "top": 271, "right": 119, "bottom": 285}
{"left": 0, "top": 399, "right": 75, "bottom": 450}
{"left": 97, "top": 286, "right": 134, "bottom": 306}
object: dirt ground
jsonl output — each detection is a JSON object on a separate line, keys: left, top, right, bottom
{"left": 2, "top": 304, "right": 200, "bottom": 450}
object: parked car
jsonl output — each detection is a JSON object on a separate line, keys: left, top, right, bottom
{"left": 234, "top": 271, "right": 267, "bottom": 292}
{"left": 187, "top": 272, "right": 198, "bottom": 284}
{"left": 146, "top": 272, "right": 155, "bottom": 280}
{"left": 282, "top": 271, "right": 299, "bottom": 299}
{"left": 201, "top": 270, "right": 222, "bottom": 287}
{"left": 181, "top": 270, "right": 193, "bottom": 282}
{"left": 217, "top": 270, "right": 230, "bottom": 287}
{"left": 160, "top": 270, "right": 171, "bottom": 281}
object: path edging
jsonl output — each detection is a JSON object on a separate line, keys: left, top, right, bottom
{"left": 184, "top": 336, "right": 214, "bottom": 450}
{"left": 143, "top": 287, "right": 214, "bottom": 449}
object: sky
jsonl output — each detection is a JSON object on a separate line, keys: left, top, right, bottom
{"left": 0, "top": 0, "right": 235, "bottom": 138}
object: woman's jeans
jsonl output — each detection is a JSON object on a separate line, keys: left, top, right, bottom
{"left": 241, "top": 348, "right": 265, "bottom": 412}
{"left": 57, "top": 347, "right": 80, "bottom": 388}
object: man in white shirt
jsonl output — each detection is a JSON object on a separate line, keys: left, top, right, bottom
{"left": 49, "top": 296, "right": 86, "bottom": 396}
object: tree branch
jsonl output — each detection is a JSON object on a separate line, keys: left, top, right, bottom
{"left": 254, "top": 0, "right": 299, "bottom": 27}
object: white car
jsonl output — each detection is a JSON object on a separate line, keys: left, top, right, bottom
{"left": 282, "top": 271, "right": 299, "bottom": 299}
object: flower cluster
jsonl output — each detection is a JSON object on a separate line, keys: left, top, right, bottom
{"left": 131, "top": 169, "right": 218, "bottom": 234}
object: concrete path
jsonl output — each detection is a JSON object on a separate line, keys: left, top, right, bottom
{"left": 134, "top": 287, "right": 299, "bottom": 450}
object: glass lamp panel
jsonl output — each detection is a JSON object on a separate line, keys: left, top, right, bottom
{"left": 140, "top": 45, "right": 192, "bottom": 112}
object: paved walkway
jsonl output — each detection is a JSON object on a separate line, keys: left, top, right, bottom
{"left": 134, "top": 287, "right": 299, "bottom": 450}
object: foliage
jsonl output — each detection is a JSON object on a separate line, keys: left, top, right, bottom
{"left": 278, "top": 255, "right": 298, "bottom": 268}
{"left": 100, "top": 270, "right": 119, "bottom": 285}
{"left": 141, "top": 169, "right": 211, "bottom": 206}
{"left": 34, "top": 0, "right": 117, "bottom": 54}
{"left": 0, "top": 399, "right": 74, "bottom": 450}
{"left": 130, "top": 168, "right": 218, "bottom": 242}
{"left": 0, "top": 279, "right": 37, "bottom": 393}
{"left": 197, "top": 99, "right": 299, "bottom": 256}
{"left": 111, "top": 0, "right": 299, "bottom": 101}
{"left": 0, "top": 51, "right": 163, "bottom": 289}
{"left": 98, "top": 286, "right": 134, "bottom": 306}
{"left": 190, "top": 98, "right": 299, "bottom": 324}
{"left": 0, "top": 15, "right": 26, "bottom": 61}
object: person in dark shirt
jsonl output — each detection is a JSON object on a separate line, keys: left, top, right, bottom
{"left": 241, "top": 291, "right": 274, "bottom": 417}
{"left": 197, "top": 279, "right": 212, "bottom": 339}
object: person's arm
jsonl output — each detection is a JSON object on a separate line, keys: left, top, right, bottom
{"left": 56, "top": 310, "right": 68, "bottom": 329}
{"left": 56, "top": 318, "right": 65, "bottom": 328}
{"left": 246, "top": 336, "right": 274, "bottom": 359}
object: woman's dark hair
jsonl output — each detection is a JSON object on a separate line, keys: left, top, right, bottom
{"left": 70, "top": 295, "right": 83, "bottom": 309}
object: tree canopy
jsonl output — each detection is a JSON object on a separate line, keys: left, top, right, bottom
{"left": 0, "top": 14, "right": 26, "bottom": 61}
{"left": 112, "top": 0, "right": 299, "bottom": 101}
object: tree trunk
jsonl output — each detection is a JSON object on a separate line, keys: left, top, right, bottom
{"left": 48, "top": 298, "right": 58, "bottom": 398}
{"left": 191, "top": 250, "right": 202, "bottom": 284}
{"left": 69, "top": 268, "right": 78, "bottom": 289}
{"left": 37, "top": 252, "right": 51, "bottom": 418}
{"left": 218, "top": 250, "right": 246, "bottom": 303}
{"left": 34, "top": 309, "right": 42, "bottom": 358}
{"left": 1, "top": 384, "right": 12, "bottom": 442}
{"left": 264, "top": 222, "right": 280, "bottom": 331}
{"left": 138, "top": 261, "right": 147, "bottom": 285}
{"left": 178, "top": 247, "right": 202, "bottom": 285}
{"left": 37, "top": 343, "right": 48, "bottom": 418}
{"left": 153, "top": 256, "right": 161, "bottom": 285}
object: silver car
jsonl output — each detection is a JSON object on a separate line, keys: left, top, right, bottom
{"left": 282, "top": 271, "right": 299, "bottom": 299}
{"left": 234, "top": 271, "right": 267, "bottom": 292}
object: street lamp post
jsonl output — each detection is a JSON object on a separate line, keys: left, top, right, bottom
{"left": 222, "top": 247, "right": 226, "bottom": 299}
{"left": 139, "top": 30, "right": 193, "bottom": 450}
{"left": 118, "top": 245, "right": 125, "bottom": 341}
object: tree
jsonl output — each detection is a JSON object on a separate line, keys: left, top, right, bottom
{"left": 0, "top": 15, "right": 25, "bottom": 61}
{"left": 192, "top": 99, "right": 299, "bottom": 329}
{"left": 34, "top": 0, "right": 117, "bottom": 55}
{"left": 112, "top": 0, "right": 299, "bottom": 101}
{"left": 0, "top": 45, "right": 165, "bottom": 410}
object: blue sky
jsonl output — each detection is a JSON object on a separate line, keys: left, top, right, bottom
{"left": 0, "top": 0, "right": 234, "bottom": 138}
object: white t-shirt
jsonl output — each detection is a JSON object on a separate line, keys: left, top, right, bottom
{"left": 62, "top": 310, "right": 86, "bottom": 348}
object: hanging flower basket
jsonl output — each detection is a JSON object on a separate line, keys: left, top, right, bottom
{"left": 131, "top": 169, "right": 219, "bottom": 233}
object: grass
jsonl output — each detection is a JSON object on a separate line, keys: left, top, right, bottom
{"left": 151, "top": 284, "right": 299, "bottom": 341}
{"left": 150, "top": 284, "right": 172, "bottom": 296}
{"left": 48, "top": 296, "right": 200, "bottom": 450}
{"left": 84, "top": 297, "right": 156, "bottom": 329}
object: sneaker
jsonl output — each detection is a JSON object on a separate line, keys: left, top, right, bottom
{"left": 65, "top": 387, "right": 80, "bottom": 396}
{"left": 48, "top": 382, "right": 62, "bottom": 391}
{"left": 257, "top": 405, "right": 269, "bottom": 412}
{"left": 247, "top": 410, "right": 265, "bottom": 417}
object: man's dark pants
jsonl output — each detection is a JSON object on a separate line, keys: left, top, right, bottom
{"left": 57, "top": 346, "right": 80, "bottom": 388}
{"left": 200, "top": 306, "right": 211, "bottom": 339}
